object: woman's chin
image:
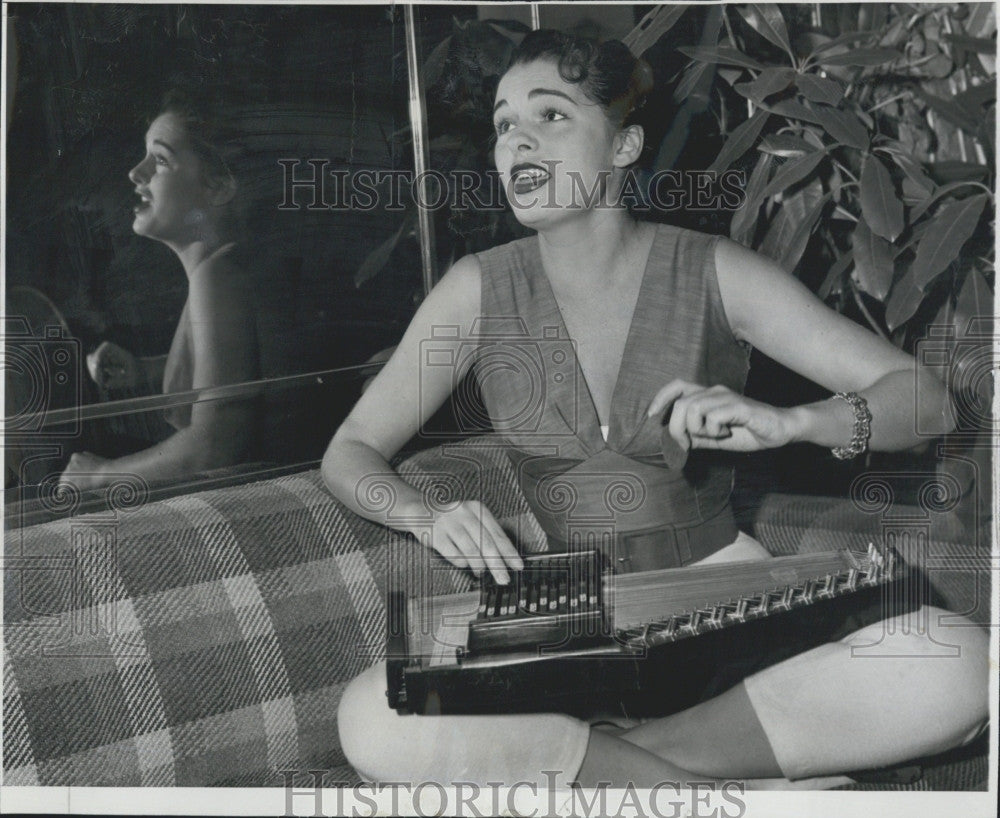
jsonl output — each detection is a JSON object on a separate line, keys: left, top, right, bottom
{"left": 131, "top": 213, "right": 151, "bottom": 236}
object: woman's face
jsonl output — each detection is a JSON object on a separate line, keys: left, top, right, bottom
{"left": 128, "top": 112, "right": 215, "bottom": 246}
{"left": 493, "top": 59, "right": 622, "bottom": 227}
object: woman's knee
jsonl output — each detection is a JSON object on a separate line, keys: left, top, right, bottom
{"left": 337, "top": 662, "right": 400, "bottom": 779}
{"left": 923, "top": 610, "right": 991, "bottom": 733}
{"left": 861, "top": 607, "right": 991, "bottom": 738}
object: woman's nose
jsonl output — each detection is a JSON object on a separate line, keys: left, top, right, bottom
{"left": 128, "top": 157, "right": 149, "bottom": 185}
{"left": 515, "top": 127, "right": 538, "bottom": 152}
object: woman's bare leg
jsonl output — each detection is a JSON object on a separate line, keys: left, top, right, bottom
{"left": 594, "top": 607, "right": 989, "bottom": 783}
{"left": 574, "top": 729, "right": 717, "bottom": 789}
{"left": 617, "top": 682, "right": 782, "bottom": 779}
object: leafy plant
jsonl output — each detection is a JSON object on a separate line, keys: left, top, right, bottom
{"left": 684, "top": 3, "right": 995, "bottom": 523}
{"left": 684, "top": 3, "right": 994, "bottom": 355}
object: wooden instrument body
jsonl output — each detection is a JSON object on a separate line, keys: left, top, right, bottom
{"left": 387, "top": 548, "right": 914, "bottom": 716}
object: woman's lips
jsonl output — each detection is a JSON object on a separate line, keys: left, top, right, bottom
{"left": 511, "top": 165, "right": 551, "bottom": 195}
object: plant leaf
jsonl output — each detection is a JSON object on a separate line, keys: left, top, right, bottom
{"left": 926, "top": 161, "right": 990, "bottom": 185}
{"left": 795, "top": 74, "right": 844, "bottom": 106}
{"left": 811, "top": 104, "right": 869, "bottom": 150}
{"left": 623, "top": 4, "right": 688, "bottom": 56}
{"left": 888, "top": 152, "right": 935, "bottom": 195}
{"left": 949, "top": 268, "right": 995, "bottom": 412}
{"left": 485, "top": 22, "right": 526, "bottom": 46}
{"left": 955, "top": 268, "right": 995, "bottom": 337}
{"left": 708, "top": 110, "right": 770, "bottom": 174}
{"left": 736, "top": 4, "right": 794, "bottom": 62}
{"left": 673, "top": 60, "right": 712, "bottom": 105}
{"left": 733, "top": 68, "right": 796, "bottom": 104}
{"left": 885, "top": 263, "right": 924, "bottom": 331}
{"left": 807, "top": 31, "right": 877, "bottom": 59}
{"left": 921, "top": 53, "right": 955, "bottom": 79}
{"left": 859, "top": 156, "right": 904, "bottom": 242}
{"left": 758, "top": 134, "right": 817, "bottom": 157}
{"left": 953, "top": 79, "right": 998, "bottom": 111}
{"left": 678, "top": 45, "right": 764, "bottom": 71}
{"left": 730, "top": 152, "right": 772, "bottom": 245}
{"left": 354, "top": 210, "right": 416, "bottom": 287}
{"left": 760, "top": 150, "right": 826, "bottom": 198}
{"left": 760, "top": 97, "right": 823, "bottom": 125}
{"left": 814, "top": 47, "right": 901, "bottom": 67}
{"left": 818, "top": 248, "right": 854, "bottom": 299}
{"left": 916, "top": 89, "right": 980, "bottom": 134}
{"left": 759, "top": 178, "right": 824, "bottom": 262}
{"left": 851, "top": 218, "right": 895, "bottom": 301}
{"left": 422, "top": 35, "right": 453, "bottom": 89}
{"left": 780, "top": 190, "right": 834, "bottom": 271}
{"left": 910, "top": 195, "right": 989, "bottom": 291}
{"left": 941, "top": 33, "right": 998, "bottom": 55}
{"left": 910, "top": 181, "right": 984, "bottom": 223}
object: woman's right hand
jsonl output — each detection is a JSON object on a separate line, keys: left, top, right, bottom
{"left": 86, "top": 341, "right": 140, "bottom": 391}
{"left": 420, "top": 500, "right": 524, "bottom": 584}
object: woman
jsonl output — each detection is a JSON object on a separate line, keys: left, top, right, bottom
{"left": 59, "top": 89, "right": 259, "bottom": 492}
{"left": 323, "top": 31, "right": 988, "bottom": 788}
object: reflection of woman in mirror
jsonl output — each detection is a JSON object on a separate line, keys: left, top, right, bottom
{"left": 322, "top": 31, "right": 988, "bottom": 789}
{"left": 59, "top": 89, "right": 259, "bottom": 492}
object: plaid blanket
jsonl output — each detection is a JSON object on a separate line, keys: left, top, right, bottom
{"left": 2, "top": 437, "right": 990, "bottom": 787}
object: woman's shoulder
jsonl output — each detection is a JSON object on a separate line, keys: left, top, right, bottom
{"left": 188, "top": 243, "right": 254, "bottom": 308}
{"left": 473, "top": 233, "right": 538, "bottom": 270}
{"left": 421, "top": 254, "right": 482, "bottom": 317}
{"left": 648, "top": 220, "right": 725, "bottom": 253}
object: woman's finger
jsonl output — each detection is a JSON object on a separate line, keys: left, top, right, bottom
{"left": 476, "top": 505, "right": 524, "bottom": 572}
{"left": 684, "top": 392, "right": 741, "bottom": 437}
{"left": 700, "top": 402, "right": 748, "bottom": 438}
{"left": 472, "top": 526, "right": 512, "bottom": 585}
{"left": 646, "top": 379, "right": 701, "bottom": 419}
{"left": 432, "top": 533, "right": 470, "bottom": 570}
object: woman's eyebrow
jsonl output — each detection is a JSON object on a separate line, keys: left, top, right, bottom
{"left": 527, "top": 88, "right": 577, "bottom": 105}
{"left": 152, "top": 139, "right": 177, "bottom": 155}
{"left": 493, "top": 88, "right": 578, "bottom": 115}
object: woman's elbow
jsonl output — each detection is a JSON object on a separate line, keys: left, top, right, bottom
{"left": 916, "top": 369, "right": 959, "bottom": 438}
{"left": 186, "top": 407, "right": 255, "bottom": 470}
{"left": 321, "top": 425, "right": 355, "bottom": 491}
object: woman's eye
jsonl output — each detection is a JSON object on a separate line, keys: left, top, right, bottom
{"left": 153, "top": 154, "right": 169, "bottom": 167}
{"left": 542, "top": 109, "right": 567, "bottom": 123}
{"left": 494, "top": 119, "right": 512, "bottom": 136}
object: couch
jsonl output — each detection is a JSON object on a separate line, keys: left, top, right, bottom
{"left": 3, "top": 436, "right": 990, "bottom": 788}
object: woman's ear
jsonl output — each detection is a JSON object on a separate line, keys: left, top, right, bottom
{"left": 204, "top": 172, "right": 237, "bottom": 208}
{"left": 613, "top": 124, "right": 644, "bottom": 168}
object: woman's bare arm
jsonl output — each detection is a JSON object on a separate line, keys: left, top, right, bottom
{"left": 63, "top": 254, "right": 259, "bottom": 487}
{"left": 323, "top": 254, "right": 480, "bottom": 523}
{"left": 322, "top": 254, "right": 522, "bottom": 582}
{"left": 713, "top": 237, "right": 954, "bottom": 451}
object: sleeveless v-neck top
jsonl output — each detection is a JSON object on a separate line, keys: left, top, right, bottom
{"left": 474, "top": 223, "right": 751, "bottom": 570}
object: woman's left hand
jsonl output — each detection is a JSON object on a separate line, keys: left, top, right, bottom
{"left": 647, "top": 379, "right": 801, "bottom": 454}
{"left": 59, "top": 452, "right": 113, "bottom": 492}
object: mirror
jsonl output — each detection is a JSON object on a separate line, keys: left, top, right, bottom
{"left": 4, "top": 4, "right": 488, "bottom": 518}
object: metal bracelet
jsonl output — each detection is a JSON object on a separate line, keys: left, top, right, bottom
{"left": 831, "top": 391, "right": 872, "bottom": 460}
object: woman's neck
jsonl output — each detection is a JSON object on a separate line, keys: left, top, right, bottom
{"left": 169, "top": 231, "right": 233, "bottom": 277}
{"left": 536, "top": 208, "right": 647, "bottom": 290}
